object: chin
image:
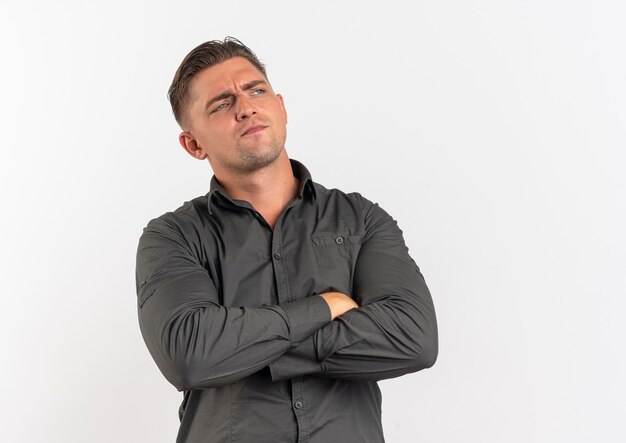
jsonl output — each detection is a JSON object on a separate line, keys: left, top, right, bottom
{"left": 238, "top": 146, "right": 283, "bottom": 171}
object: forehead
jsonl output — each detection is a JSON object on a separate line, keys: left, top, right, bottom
{"left": 189, "top": 57, "right": 267, "bottom": 100}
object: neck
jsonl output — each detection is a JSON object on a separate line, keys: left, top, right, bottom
{"left": 213, "top": 150, "right": 299, "bottom": 216}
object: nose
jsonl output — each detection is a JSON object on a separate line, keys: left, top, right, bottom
{"left": 235, "top": 94, "right": 257, "bottom": 121}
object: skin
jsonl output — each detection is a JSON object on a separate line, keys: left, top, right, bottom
{"left": 178, "top": 56, "right": 357, "bottom": 319}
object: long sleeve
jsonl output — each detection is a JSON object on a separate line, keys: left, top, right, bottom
{"left": 268, "top": 197, "right": 438, "bottom": 381}
{"left": 136, "top": 216, "right": 331, "bottom": 391}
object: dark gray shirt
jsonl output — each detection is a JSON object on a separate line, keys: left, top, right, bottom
{"left": 135, "top": 159, "right": 438, "bottom": 443}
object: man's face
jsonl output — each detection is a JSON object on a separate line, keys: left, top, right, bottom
{"left": 180, "top": 57, "right": 288, "bottom": 175}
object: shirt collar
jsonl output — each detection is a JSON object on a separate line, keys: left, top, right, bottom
{"left": 206, "top": 158, "right": 316, "bottom": 215}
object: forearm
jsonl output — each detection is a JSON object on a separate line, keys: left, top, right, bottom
{"left": 139, "top": 285, "right": 330, "bottom": 390}
{"left": 269, "top": 278, "right": 438, "bottom": 382}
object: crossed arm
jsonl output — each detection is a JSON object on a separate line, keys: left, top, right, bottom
{"left": 135, "top": 199, "right": 437, "bottom": 391}
{"left": 268, "top": 200, "right": 438, "bottom": 381}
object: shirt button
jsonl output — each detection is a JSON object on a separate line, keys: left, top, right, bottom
{"left": 335, "top": 236, "right": 344, "bottom": 245}
{"left": 294, "top": 401, "right": 303, "bottom": 409}
{"left": 273, "top": 253, "right": 281, "bottom": 260}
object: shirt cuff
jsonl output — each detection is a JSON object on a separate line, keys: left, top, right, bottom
{"left": 268, "top": 335, "right": 323, "bottom": 381}
{"left": 276, "top": 295, "right": 331, "bottom": 343}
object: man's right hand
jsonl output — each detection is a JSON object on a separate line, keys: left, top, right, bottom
{"left": 319, "top": 291, "right": 359, "bottom": 320}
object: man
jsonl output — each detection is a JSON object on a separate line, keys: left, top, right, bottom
{"left": 136, "top": 37, "right": 438, "bottom": 443}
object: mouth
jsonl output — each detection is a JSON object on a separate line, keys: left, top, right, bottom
{"left": 241, "top": 125, "right": 268, "bottom": 137}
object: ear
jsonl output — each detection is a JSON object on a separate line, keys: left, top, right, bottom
{"left": 179, "top": 131, "right": 208, "bottom": 160}
{"left": 276, "top": 93, "right": 288, "bottom": 124}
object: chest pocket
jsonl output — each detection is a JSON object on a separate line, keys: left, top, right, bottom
{"left": 311, "top": 221, "right": 363, "bottom": 295}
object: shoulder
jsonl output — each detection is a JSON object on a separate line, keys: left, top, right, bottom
{"left": 311, "top": 181, "right": 376, "bottom": 214}
{"left": 311, "top": 181, "right": 383, "bottom": 221}
{"left": 140, "top": 194, "right": 211, "bottom": 244}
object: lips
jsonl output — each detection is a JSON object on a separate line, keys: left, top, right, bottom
{"left": 241, "top": 125, "right": 267, "bottom": 137}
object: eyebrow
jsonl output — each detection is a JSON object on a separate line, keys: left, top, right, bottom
{"left": 204, "top": 79, "right": 268, "bottom": 111}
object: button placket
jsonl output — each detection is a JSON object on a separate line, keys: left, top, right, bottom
{"left": 291, "top": 378, "right": 309, "bottom": 442}
{"left": 271, "top": 210, "right": 292, "bottom": 304}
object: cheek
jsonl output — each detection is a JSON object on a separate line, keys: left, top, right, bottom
{"left": 272, "top": 110, "right": 287, "bottom": 136}
{"left": 198, "top": 124, "right": 230, "bottom": 147}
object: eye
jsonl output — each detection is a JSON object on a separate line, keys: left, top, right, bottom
{"left": 213, "top": 102, "right": 229, "bottom": 113}
{"left": 251, "top": 88, "right": 266, "bottom": 96}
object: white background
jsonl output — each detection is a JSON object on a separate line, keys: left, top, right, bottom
{"left": 1, "top": 1, "right": 625, "bottom": 442}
